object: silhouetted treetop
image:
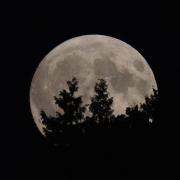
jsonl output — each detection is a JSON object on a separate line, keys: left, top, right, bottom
{"left": 141, "top": 88, "right": 159, "bottom": 122}
{"left": 89, "top": 79, "right": 114, "bottom": 125}
{"left": 54, "top": 77, "right": 86, "bottom": 125}
{"left": 40, "top": 77, "right": 86, "bottom": 145}
{"left": 125, "top": 89, "right": 159, "bottom": 128}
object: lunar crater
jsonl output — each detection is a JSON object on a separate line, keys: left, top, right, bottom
{"left": 110, "top": 68, "right": 135, "bottom": 94}
{"left": 134, "top": 59, "right": 145, "bottom": 72}
{"left": 94, "top": 58, "right": 117, "bottom": 77}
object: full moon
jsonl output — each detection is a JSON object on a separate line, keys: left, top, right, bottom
{"left": 30, "top": 35, "right": 157, "bottom": 134}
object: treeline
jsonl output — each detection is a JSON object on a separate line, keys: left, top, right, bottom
{"left": 40, "top": 77, "right": 159, "bottom": 145}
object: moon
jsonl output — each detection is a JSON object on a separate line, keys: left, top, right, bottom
{"left": 30, "top": 35, "right": 157, "bottom": 135}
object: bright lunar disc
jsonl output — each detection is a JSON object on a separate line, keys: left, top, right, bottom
{"left": 30, "top": 35, "right": 157, "bottom": 134}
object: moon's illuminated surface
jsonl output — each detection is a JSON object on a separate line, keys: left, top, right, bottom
{"left": 30, "top": 35, "right": 157, "bottom": 134}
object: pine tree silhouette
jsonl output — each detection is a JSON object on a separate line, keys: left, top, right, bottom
{"left": 54, "top": 77, "right": 86, "bottom": 126}
{"left": 40, "top": 77, "right": 86, "bottom": 145}
{"left": 89, "top": 79, "right": 114, "bottom": 127}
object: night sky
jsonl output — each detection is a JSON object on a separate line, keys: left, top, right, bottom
{"left": 2, "top": 2, "right": 179, "bottom": 179}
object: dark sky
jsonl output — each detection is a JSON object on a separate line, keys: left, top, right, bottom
{"left": 2, "top": 2, "right": 179, "bottom": 179}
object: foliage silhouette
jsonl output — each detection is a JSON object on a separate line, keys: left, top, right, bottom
{"left": 40, "top": 77, "right": 159, "bottom": 146}
{"left": 125, "top": 105, "right": 149, "bottom": 128}
{"left": 40, "top": 77, "right": 86, "bottom": 145}
{"left": 89, "top": 79, "right": 114, "bottom": 127}
{"left": 141, "top": 88, "right": 159, "bottom": 123}
{"left": 124, "top": 88, "right": 159, "bottom": 129}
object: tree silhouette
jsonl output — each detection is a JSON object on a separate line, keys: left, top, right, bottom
{"left": 89, "top": 79, "right": 114, "bottom": 127}
{"left": 40, "top": 77, "right": 86, "bottom": 145}
{"left": 141, "top": 88, "right": 159, "bottom": 123}
{"left": 40, "top": 111, "right": 64, "bottom": 144}
{"left": 114, "top": 114, "right": 130, "bottom": 129}
{"left": 125, "top": 88, "right": 159, "bottom": 128}
{"left": 126, "top": 105, "right": 149, "bottom": 128}
{"left": 40, "top": 77, "right": 159, "bottom": 146}
{"left": 54, "top": 77, "right": 86, "bottom": 125}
